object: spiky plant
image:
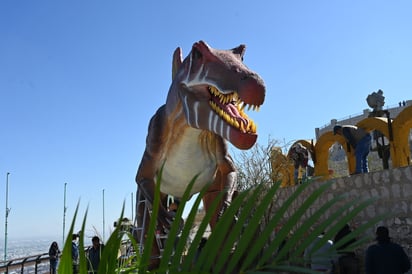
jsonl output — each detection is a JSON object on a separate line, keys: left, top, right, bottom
{"left": 59, "top": 175, "right": 386, "bottom": 273}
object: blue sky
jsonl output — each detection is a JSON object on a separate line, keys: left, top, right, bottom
{"left": 1, "top": 1, "right": 411, "bottom": 243}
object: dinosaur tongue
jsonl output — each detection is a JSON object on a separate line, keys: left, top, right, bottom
{"left": 219, "top": 102, "right": 257, "bottom": 149}
{"left": 209, "top": 95, "right": 257, "bottom": 149}
{"left": 212, "top": 96, "right": 249, "bottom": 133}
{"left": 226, "top": 104, "right": 248, "bottom": 130}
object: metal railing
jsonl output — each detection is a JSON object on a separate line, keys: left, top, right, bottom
{"left": 317, "top": 102, "right": 409, "bottom": 132}
{"left": 0, "top": 253, "right": 50, "bottom": 273}
{"left": 0, "top": 240, "right": 135, "bottom": 274}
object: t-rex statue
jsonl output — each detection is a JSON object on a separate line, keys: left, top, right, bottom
{"left": 135, "top": 40, "right": 265, "bottom": 264}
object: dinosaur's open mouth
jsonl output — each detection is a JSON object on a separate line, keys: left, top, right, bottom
{"left": 208, "top": 86, "right": 258, "bottom": 134}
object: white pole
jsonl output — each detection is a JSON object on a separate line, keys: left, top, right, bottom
{"left": 102, "top": 189, "right": 105, "bottom": 242}
{"left": 4, "top": 172, "right": 10, "bottom": 262}
{"left": 63, "top": 183, "right": 67, "bottom": 245}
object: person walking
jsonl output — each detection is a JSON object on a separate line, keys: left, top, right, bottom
{"left": 365, "top": 226, "right": 411, "bottom": 274}
{"left": 87, "top": 236, "right": 104, "bottom": 274}
{"left": 333, "top": 125, "right": 371, "bottom": 174}
{"left": 48, "top": 241, "right": 61, "bottom": 274}
{"left": 72, "top": 234, "right": 80, "bottom": 274}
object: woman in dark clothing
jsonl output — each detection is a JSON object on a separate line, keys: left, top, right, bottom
{"left": 365, "top": 226, "right": 411, "bottom": 274}
{"left": 48, "top": 241, "right": 61, "bottom": 274}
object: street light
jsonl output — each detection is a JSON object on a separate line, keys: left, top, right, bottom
{"left": 63, "top": 183, "right": 67, "bottom": 246}
{"left": 102, "top": 189, "right": 105, "bottom": 242}
{"left": 4, "top": 172, "right": 11, "bottom": 262}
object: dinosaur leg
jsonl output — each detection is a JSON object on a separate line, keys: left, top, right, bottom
{"left": 202, "top": 167, "right": 238, "bottom": 273}
{"left": 202, "top": 168, "right": 236, "bottom": 228}
{"left": 137, "top": 178, "right": 172, "bottom": 229}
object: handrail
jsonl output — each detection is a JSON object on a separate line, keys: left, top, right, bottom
{"left": 317, "top": 102, "right": 408, "bottom": 131}
{"left": 0, "top": 240, "right": 134, "bottom": 273}
{"left": 0, "top": 252, "right": 49, "bottom": 273}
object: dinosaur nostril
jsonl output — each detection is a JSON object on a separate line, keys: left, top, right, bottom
{"left": 240, "top": 75, "right": 249, "bottom": 81}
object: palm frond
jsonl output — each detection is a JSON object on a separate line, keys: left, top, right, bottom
{"left": 181, "top": 187, "right": 225, "bottom": 272}
{"left": 78, "top": 206, "right": 88, "bottom": 274}
{"left": 58, "top": 202, "right": 80, "bottom": 273}
{"left": 99, "top": 204, "right": 125, "bottom": 273}
{"left": 57, "top": 170, "right": 386, "bottom": 273}
{"left": 138, "top": 165, "right": 163, "bottom": 273}
{"left": 158, "top": 173, "right": 198, "bottom": 271}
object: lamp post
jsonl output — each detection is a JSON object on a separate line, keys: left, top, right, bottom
{"left": 4, "top": 172, "right": 11, "bottom": 262}
{"left": 102, "top": 189, "right": 105, "bottom": 242}
{"left": 63, "top": 183, "right": 67, "bottom": 245}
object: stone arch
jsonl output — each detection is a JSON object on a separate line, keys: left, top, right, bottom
{"left": 392, "top": 105, "right": 412, "bottom": 167}
{"left": 313, "top": 131, "right": 355, "bottom": 178}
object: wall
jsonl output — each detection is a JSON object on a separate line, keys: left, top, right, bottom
{"left": 276, "top": 166, "right": 412, "bottom": 268}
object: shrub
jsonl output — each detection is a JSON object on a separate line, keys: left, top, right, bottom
{"left": 59, "top": 176, "right": 385, "bottom": 273}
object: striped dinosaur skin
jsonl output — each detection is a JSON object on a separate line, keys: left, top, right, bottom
{"left": 135, "top": 41, "right": 265, "bottom": 259}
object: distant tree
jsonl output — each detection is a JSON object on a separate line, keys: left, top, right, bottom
{"left": 233, "top": 138, "right": 292, "bottom": 191}
{"left": 232, "top": 138, "right": 296, "bottom": 234}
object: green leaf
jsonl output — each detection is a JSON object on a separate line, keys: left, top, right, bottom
{"left": 180, "top": 186, "right": 225, "bottom": 272}
{"left": 58, "top": 202, "right": 80, "bottom": 274}
{"left": 78, "top": 206, "right": 88, "bottom": 274}
{"left": 138, "top": 165, "right": 163, "bottom": 273}
{"left": 56, "top": 167, "right": 387, "bottom": 274}
{"left": 158, "top": 174, "right": 198, "bottom": 271}
{"left": 224, "top": 184, "right": 280, "bottom": 273}
{"left": 239, "top": 181, "right": 315, "bottom": 270}
{"left": 99, "top": 204, "right": 125, "bottom": 273}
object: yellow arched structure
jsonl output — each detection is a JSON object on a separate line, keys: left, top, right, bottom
{"left": 313, "top": 131, "right": 355, "bottom": 178}
{"left": 355, "top": 117, "right": 390, "bottom": 137}
{"left": 274, "top": 105, "right": 412, "bottom": 184}
{"left": 270, "top": 140, "right": 316, "bottom": 187}
{"left": 356, "top": 117, "right": 394, "bottom": 168}
{"left": 392, "top": 105, "right": 412, "bottom": 167}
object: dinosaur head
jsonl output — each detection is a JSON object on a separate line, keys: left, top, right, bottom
{"left": 169, "top": 41, "right": 266, "bottom": 150}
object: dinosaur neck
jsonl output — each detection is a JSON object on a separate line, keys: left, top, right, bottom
{"left": 164, "top": 101, "right": 218, "bottom": 157}
{"left": 165, "top": 81, "right": 182, "bottom": 116}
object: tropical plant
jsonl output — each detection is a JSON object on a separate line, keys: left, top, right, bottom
{"left": 58, "top": 174, "right": 386, "bottom": 273}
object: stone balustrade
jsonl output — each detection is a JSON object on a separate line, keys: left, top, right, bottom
{"left": 275, "top": 165, "right": 412, "bottom": 271}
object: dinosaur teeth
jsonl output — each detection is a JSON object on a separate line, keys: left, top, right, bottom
{"left": 208, "top": 86, "right": 258, "bottom": 134}
{"left": 209, "top": 100, "right": 257, "bottom": 134}
{"left": 209, "top": 86, "right": 239, "bottom": 106}
{"left": 240, "top": 122, "right": 246, "bottom": 132}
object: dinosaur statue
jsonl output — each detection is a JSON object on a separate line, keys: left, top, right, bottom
{"left": 135, "top": 40, "right": 265, "bottom": 264}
